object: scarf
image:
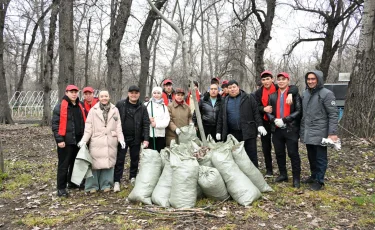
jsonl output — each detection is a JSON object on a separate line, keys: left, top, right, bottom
{"left": 84, "top": 98, "right": 99, "bottom": 113}
{"left": 151, "top": 97, "right": 164, "bottom": 104}
{"left": 175, "top": 99, "right": 184, "bottom": 105}
{"left": 58, "top": 98, "right": 86, "bottom": 136}
{"left": 276, "top": 87, "right": 291, "bottom": 119}
{"left": 100, "top": 103, "right": 111, "bottom": 126}
{"left": 261, "top": 84, "right": 276, "bottom": 120}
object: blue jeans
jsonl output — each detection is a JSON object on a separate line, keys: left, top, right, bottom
{"left": 306, "top": 144, "right": 327, "bottom": 184}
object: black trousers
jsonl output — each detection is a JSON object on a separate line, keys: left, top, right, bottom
{"left": 260, "top": 121, "right": 273, "bottom": 172}
{"left": 114, "top": 143, "right": 141, "bottom": 182}
{"left": 149, "top": 137, "right": 166, "bottom": 153}
{"left": 306, "top": 144, "right": 328, "bottom": 184}
{"left": 57, "top": 144, "right": 79, "bottom": 189}
{"left": 272, "top": 128, "right": 301, "bottom": 178}
{"left": 229, "top": 129, "right": 258, "bottom": 168}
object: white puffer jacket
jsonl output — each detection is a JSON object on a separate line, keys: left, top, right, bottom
{"left": 145, "top": 100, "right": 170, "bottom": 137}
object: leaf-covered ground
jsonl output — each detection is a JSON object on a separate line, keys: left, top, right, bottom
{"left": 0, "top": 124, "right": 374, "bottom": 230}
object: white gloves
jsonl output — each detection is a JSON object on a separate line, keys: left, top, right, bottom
{"left": 216, "top": 133, "right": 221, "bottom": 141}
{"left": 120, "top": 141, "right": 126, "bottom": 149}
{"left": 258, "top": 126, "right": 267, "bottom": 136}
{"left": 274, "top": 118, "right": 285, "bottom": 128}
{"left": 321, "top": 138, "right": 341, "bottom": 151}
{"left": 176, "top": 128, "right": 181, "bottom": 135}
{"left": 189, "top": 123, "right": 194, "bottom": 127}
{"left": 77, "top": 141, "right": 86, "bottom": 148}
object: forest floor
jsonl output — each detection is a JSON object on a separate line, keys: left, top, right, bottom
{"left": 0, "top": 124, "right": 374, "bottom": 230}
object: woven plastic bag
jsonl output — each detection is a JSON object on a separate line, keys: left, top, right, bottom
{"left": 178, "top": 125, "right": 198, "bottom": 144}
{"left": 169, "top": 143, "right": 199, "bottom": 208}
{"left": 211, "top": 145, "right": 261, "bottom": 206}
{"left": 198, "top": 166, "right": 229, "bottom": 200}
{"left": 128, "top": 148, "right": 163, "bottom": 205}
{"left": 232, "top": 141, "right": 273, "bottom": 192}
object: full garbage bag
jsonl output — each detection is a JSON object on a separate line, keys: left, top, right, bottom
{"left": 198, "top": 166, "right": 229, "bottom": 200}
{"left": 178, "top": 125, "right": 198, "bottom": 144}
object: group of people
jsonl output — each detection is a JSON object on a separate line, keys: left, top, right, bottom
{"left": 51, "top": 69, "right": 338, "bottom": 198}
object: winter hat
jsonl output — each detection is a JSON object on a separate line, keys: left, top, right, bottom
{"left": 152, "top": 86, "right": 163, "bottom": 94}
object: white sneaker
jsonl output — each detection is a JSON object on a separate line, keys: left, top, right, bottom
{"left": 113, "top": 182, "right": 120, "bottom": 192}
{"left": 130, "top": 178, "right": 136, "bottom": 186}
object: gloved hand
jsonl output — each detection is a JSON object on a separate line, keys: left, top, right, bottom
{"left": 120, "top": 141, "right": 126, "bottom": 149}
{"left": 189, "top": 122, "right": 194, "bottom": 127}
{"left": 216, "top": 133, "right": 221, "bottom": 141}
{"left": 175, "top": 128, "right": 181, "bottom": 135}
{"left": 258, "top": 126, "right": 267, "bottom": 136}
{"left": 274, "top": 118, "right": 285, "bottom": 128}
{"left": 77, "top": 141, "right": 86, "bottom": 148}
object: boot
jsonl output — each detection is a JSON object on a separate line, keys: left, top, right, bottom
{"left": 302, "top": 176, "right": 315, "bottom": 184}
{"left": 275, "top": 174, "right": 288, "bottom": 182}
{"left": 57, "top": 189, "right": 69, "bottom": 197}
{"left": 293, "top": 176, "right": 300, "bottom": 188}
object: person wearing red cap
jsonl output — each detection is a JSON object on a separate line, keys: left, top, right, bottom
{"left": 266, "top": 72, "right": 302, "bottom": 188}
{"left": 185, "top": 80, "right": 201, "bottom": 113}
{"left": 52, "top": 85, "right": 87, "bottom": 197}
{"left": 166, "top": 88, "right": 193, "bottom": 146}
{"left": 220, "top": 80, "right": 229, "bottom": 98}
{"left": 254, "top": 70, "right": 299, "bottom": 177}
{"left": 82, "top": 87, "right": 99, "bottom": 115}
{"left": 162, "top": 79, "right": 175, "bottom": 106}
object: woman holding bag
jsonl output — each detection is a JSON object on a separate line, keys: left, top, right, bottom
{"left": 78, "top": 90, "right": 125, "bottom": 193}
{"left": 145, "top": 87, "right": 170, "bottom": 152}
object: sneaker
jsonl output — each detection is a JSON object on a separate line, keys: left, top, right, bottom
{"left": 130, "top": 177, "right": 136, "bottom": 186}
{"left": 103, "top": 188, "right": 111, "bottom": 193}
{"left": 310, "top": 181, "right": 324, "bottom": 191}
{"left": 57, "top": 189, "right": 69, "bottom": 197}
{"left": 113, "top": 182, "right": 120, "bottom": 192}
{"left": 302, "top": 176, "right": 315, "bottom": 184}
{"left": 265, "top": 170, "right": 273, "bottom": 178}
{"left": 67, "top": 183, "right": 80, "bottom": 189}
{"left": 89, "top": 189, "right": 97, "bottom": 194}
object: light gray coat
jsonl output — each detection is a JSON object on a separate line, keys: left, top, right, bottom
{"left": 300, "top": 70, "right": 338, "bottom": 145}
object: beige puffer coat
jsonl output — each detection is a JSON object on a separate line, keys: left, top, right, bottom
{"left": 81, "top": 103, "right": 124, "bottom": 169}
{"left": 166, "top": 100, "right": 192, "bottom": 146}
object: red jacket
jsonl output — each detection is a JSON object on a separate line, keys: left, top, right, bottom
{"left": 162, "top": 91, "right": 175, "bottom": 106}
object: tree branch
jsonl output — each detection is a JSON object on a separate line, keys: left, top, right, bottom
{"left": 285, "top": 37, "right": 325, "bottom": 56}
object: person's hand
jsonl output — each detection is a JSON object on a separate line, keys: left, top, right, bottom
{"left": 264, "top": 106, "right": 272, "bottom": 113}
{"left": 175, "top": 128, "right": 181, "bottom": 135}
{"left": 77, "top": 141, "right": 86, "bottom": 148}
{"left": 274, "top": 118, "right": 285, "bottom": 128}
{"left": 216, "top": 133, "right": 221, "bottom": 141}
{"left": 151, "top": 121, "right": 156, "bottom": 127}
{"left": 58, "top": 142, "right": 65, "bottom": 148}
{"left": 189, "top": 122, "right": 194, "bottom": 127}
{"left": 149, "top": 117, "right": 154, "bottom": 122}
{"left": 258, "top": 126, "right": 267, "bottom": 136}
{"left": 120, "top": 141, "right": 126, "bottom": 149}
{"left": 286, "top": 94, "right": 293, "bottom": 105}
{"left": 328, "top": 135, "right": 338, "bottom": 142}
{"left": 143, "top": 141, "right": 149, "bottom": 148}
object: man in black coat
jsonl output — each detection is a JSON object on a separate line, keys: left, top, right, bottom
{"left": 216, "top": 80, "right": 267, "bottom": 167}
{"left": 113, "top": 85, "right": 150, "bottom": 192}
{"left": 193, "top": 83, "right": 221, "bottom": 141}
{"left": 52, "top": 85, "right": 86, "bottom": 197}
{"left": 254, "top": 70, "right": 299, "bottom": 177}
{"left": 267, "top": 72, "right": 302, "bottom": 188}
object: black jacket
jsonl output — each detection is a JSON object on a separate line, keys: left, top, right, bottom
{"left": 192, "top": 94, "right": 222, "bottom": 126}
{"left": 267, "top": 87, "right": 302, "bottom": 133}
{"left": 52, "top": 96, "right": 85, "bottom": 145}
{"left": 217, "top": 90, "right": 263, "bottom": 141}
{"left": 254, "top": 84, "right": 299, "bottom": 122}
{"left": 116, "top": 98, "right": 150, "bottom": 145}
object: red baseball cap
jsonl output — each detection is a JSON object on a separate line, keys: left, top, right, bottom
{"left": 260, "top": 70, "right": 273, "bottom": 78}
{"left": 65, "top": 85, "right": 79, "bottom": 91}
{"left": 175, "top": 88, "right": 185, "bottom": 94}
{"left": 163, "top": 79, "right": 173, "bottom": 85}
{"left": 83, "top": 86, "right": 94, "bottom": 93}
{"left": 277, "top": 72, "right": 290, "bottom": 80}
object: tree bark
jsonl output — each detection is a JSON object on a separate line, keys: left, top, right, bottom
{"left": 0, "top": 0, "right": 14, "bottom": 124}
{"left": 58, "top": 0, "right": 75, "bottom": 99}
{"left": 106, "top": 0, "right": 133, "bottom": 103}
{"left": 340, "top": 0, "right": 375, "bottom": 138}
{"left": 138, "top": 0, "right": 167, "bottom": 101}
{"left": 149, "top": 19, "right": 162, "bottom": 94}
{"left": 41, "top": 0, "right": 59, "bottom": 126}
{"left": 84, "top": 17, "right": 91, "bottom": 87}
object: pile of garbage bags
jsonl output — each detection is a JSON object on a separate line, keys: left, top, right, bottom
{"left": 128, "top": 125, "right": 273, "bottom": 208}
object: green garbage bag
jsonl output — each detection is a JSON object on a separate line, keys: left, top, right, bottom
{"left": 198, "top": 166, "right": 229, "bottom": 200}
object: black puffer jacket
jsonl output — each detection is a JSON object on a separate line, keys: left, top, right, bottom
{"left": 116, "top": 98, "right": 150, "bottom": 145}
{"left": 217, "top": 90, "right": 263, "bottom": 141}
{"left": 192, "top": 94, "right": 222, "bottom": 126}
{"left": 267, "top": 87, "right": 302, "bottom": 133}
{"left": 51, "top": 96, "right": 85, "bottom": 145}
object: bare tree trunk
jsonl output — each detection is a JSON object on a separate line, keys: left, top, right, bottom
{"left": 0, "top": 0, "right": 14, "bottom": 124}
{"left": 170, "top": 38, "right": 179, "bottom": 76}
{"left": 106, "top": 0, "right": 133, "bottom": 103}
{"left": 74, "top": 0, "right": 88, "bottom": 56}
{"left": 15, "top": 5, "right": 51, "bottom": 93}
{"left": 96, "top": 10, "right": 106, "bottom": 88}
{"left": 341, "top": 0, "right": 375, "bottom": 138}
{"left": 41, "top": 0, "right": 59, "bottom": 126}
{"left": 206, "top": 15, "right": 213, "bottom": 78}
{"left": 138, "top": 0, "right": 167, "bottom": 101}
{"left": 84, "top": 17, "right": 91, "bottom": 87}
{"left": 149, "top": 19, "right": 162, "bottom": 94}
{"left": 199, "top": 0, "right": 204, "bottom": 84}
{"left": 239, "top": 23, "right": 247, "bottom": 87}
{"left": 58, "top": 0, "right": 75, "bottom": 99}
{"left": 214, "top": 3, "right": 219, "bottom": 76}
{"left": 38, "top": 0, "right": 47, "bottom": 89}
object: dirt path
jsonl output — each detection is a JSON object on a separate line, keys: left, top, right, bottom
{"left": 0, "top": 124, "right": 374, "bottom": 229}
